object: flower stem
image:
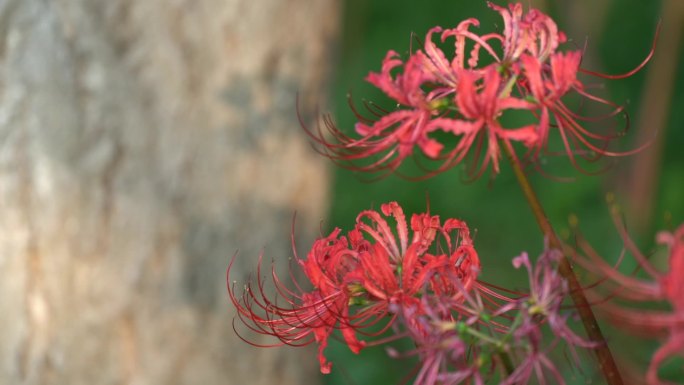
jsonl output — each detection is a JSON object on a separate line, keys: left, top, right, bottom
{"left": 498, "top": 351, "right": 516, "bottom": 379}
{"left": 502, "top": 141, "right": 624, "bottom": 385}
{"left": 460, "top": 323, "right": 516, "bottom": 378}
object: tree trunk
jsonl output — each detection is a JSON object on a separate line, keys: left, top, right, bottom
{"left": 0, "top": 1, "right": 338, "bottom": 384}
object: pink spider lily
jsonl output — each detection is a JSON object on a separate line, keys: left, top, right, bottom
{"left": 227, "top": 202, "right": 481, "bottom": 374}
{"left": 500, "top": 325, "right": 565, "bottom": 385}
{"left": 381, "top": 245, "right": 596, "bottom": 385}
{"left": 572, "top": 218, "right": 684, "bottom": 385}
{"left": 383, "top": 270, "right": 525, "bottom": 385}
{"left": 387, "top": 294, "right": 487, "bottom": 385}
{"left": 511, "top": 249, "right": 597, "bottom": 350}
{"left": 489, "top": 247, "right": 596, "bottom": 385}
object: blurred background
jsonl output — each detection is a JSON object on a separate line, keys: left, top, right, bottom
{"left": 0, "top": 1, "right": 336, "bottom": 384}
{"left": 0, "top": 0, "right": 681, "bottom": 384}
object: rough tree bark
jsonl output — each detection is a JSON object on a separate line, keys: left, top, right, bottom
{"left": 0, "top": 1, "right": 338, "bottom": 384}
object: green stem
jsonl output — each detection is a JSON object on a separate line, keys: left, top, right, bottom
{"left": 498, "top": 351, "right": 516, "bottom": 379}
{"left": 502, "top": 141, "right": 624, "bottom": 385}
{"left": 461, "top": 325, "right": 516, "bottom": 378}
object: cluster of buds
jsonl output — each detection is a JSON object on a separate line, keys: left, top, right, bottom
{"left": 306, "top": 2, "right": 651, "bottom": 179}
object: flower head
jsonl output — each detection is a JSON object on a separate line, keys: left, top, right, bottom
{"left": 485, "top": 1, "right": 566, "bottom": 63}
{"left": 430, "top": 66, "right": 537, "bottom": 177}
{"left": 512, "top": 248, "right": 595, "bottom": 349}
{"left": 388, "top": 296, "right": 486, "bottom": 385}
{"left": 306, "top": 2, "right": 654, "bottom": 179}
{"left": 307, "top": 50, "right": 457, "bottom": 176}
{"left": 227, "top": 202, "right": 480, "bottom": 374}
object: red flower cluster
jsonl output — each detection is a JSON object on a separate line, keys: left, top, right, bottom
{"left": 228, "top": 202, "right": 600, "bottom": 384}
{"left": 307, "top": 2, "right": 653, "bottom": 179}
{"left": 573, "top": 219, "right": 684, "bottom": 385}
{"left": 227, "top": 202, "right": 479, "bottom": 374}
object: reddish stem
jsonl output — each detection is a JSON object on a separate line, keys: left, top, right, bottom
{"left": 502, "top": 141, "right": 624, "bottom": 385}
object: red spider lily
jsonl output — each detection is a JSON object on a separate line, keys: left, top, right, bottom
{"left": 227, "top": 202, "right": 481, "bottom": 374}
{"left": 450, "top": 2, "right": 566, "bottom": 65}
{"left": 421, "top": 27, "right": 460, "bottom": 92}
{"left": 518, "top": 49, "right": 652, "bottom": 176}
{"left": 430, "top": 66, "right": 537, "bottom": 178}
{"left": 227, "top": 229, "right": 368, "bottom": 374}
{"left": 353, "top": 202, "right": 480, "bottom": 300}
{"left": 430, "top": 2, "right": 565, "bottom": 79}
{"left": 572, "top": 219, "right": 684, "bottom": 385}
{"left": 304, "top": 2, "right": 654, "bottom": 180}
{"left": 305, "top": 50, "right": 457, "bottom": 175}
